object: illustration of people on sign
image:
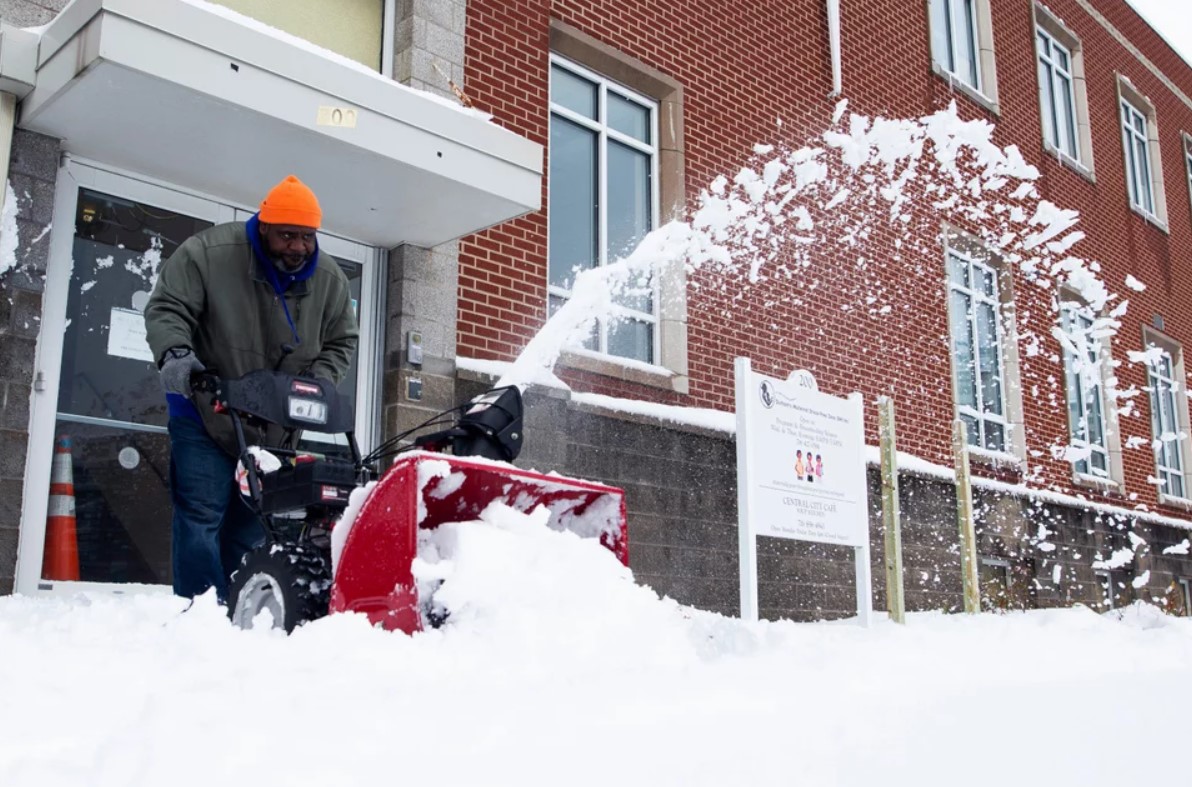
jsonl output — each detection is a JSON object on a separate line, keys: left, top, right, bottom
{"left": 795, "top": 449, "right": 825, "bottom": 482}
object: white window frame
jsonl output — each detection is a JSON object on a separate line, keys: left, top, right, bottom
{"left": 1180, "top": 577, "right": 1192, "bottom": 616}
{"left": 1121, "top": 98, "right": 1156, "bottom": 216}
{"left": 928, "top": 0, "right": 999, "bottom": 111}
{"left": 1036, "top": 27, "right": 1079, "bottom": 161}
{"left": 1117, "top": 77, "right": 1168, "bottom": 228}
{"left": 1032, "top": 4, "right": 1094, "bottom": 177}
{"left": 946, "top": 246, "right": 1015, "bottom": 457}
{"left": 1143, "top": 336, "right": 1191, "bottom": 503}
{"left": 547, "top": 54, "right": 661, "bottom": 365}
{"left": 1183, "top": 133, "right": 1192, "bottom": 223}
{"left": 1059, "top": 304, "right": 1113, "bottom": 482}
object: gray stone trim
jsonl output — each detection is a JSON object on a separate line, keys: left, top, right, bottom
{"left": 0, "top": 128, "right": 59, "bottom": 587}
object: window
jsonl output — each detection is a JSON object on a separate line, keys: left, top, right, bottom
{"left": 928, "top": 0, "right": 998, "bottom": 107}
{"left": 947, "top": 248, "right": 1010, "bottom": 453}
{"left": 1121, "top": 99, "right": 1155, "bottom": 215}
{"left": 1060, "top": 305, "right": 1110, "bottom": 478}
{"left": 1118, "top": 77, "right": 1168, "bottom": 226}
{"left": 1033, "top": 5, "right": 1093, "bottom": 172}
{"left": 930, "top": 0, "right": 979, "bottom": 88}
{"left": 1145, "top": 340, "right": 1189, "bottom": 500}
{"left": 1180, "top": 578, "right": 1192, "bottom": 616}
{"left": 1036, "top": 28, "right": 1077, "bottom": 159}
{"left": 549, "top": 56, "right": 659, "bottom": 364}
{"left": 1184, "top": 134, "right": 1192, "bottom": 221}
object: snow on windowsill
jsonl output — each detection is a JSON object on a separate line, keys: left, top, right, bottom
{"left": 930, "top": 62, "right": 1000, "bottom": 116}
{"left": 1158, "top": 493, "right": 1192, "bottom": 513}
{"left": 1072, "top": 472, "right": 1122, "bottom": 493}
{"left": 1128, "top": 202, "right": 1169, "bottom": 234}
{"left": 177, "top": 0, "right": 492, "bottom": 122}
{"left": 1042, "top": 142, "right": 1095, "bottom": 184}
{"left": 965, "top": 445, "right": 1027, "bottom": 473}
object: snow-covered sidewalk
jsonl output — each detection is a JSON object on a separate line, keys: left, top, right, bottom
{"left": 2, "top": 507, "right": 1190, "bottom": 786}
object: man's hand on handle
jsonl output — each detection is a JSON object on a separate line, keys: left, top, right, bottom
{"left": 159, "top": 346, "right": 206, "bottom": 397}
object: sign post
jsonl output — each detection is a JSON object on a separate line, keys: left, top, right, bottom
{"left": 952, "top": 419, "right": 981, "bottom": 613}
{"left": 878, "top": 396, "right": 906, "bottom": 624}
{"left": 734, "top": 357, "right": 873, "bottom": 626}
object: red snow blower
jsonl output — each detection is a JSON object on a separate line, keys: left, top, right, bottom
{"left": 194, "top": 370, "right": 627, "bottom": 633}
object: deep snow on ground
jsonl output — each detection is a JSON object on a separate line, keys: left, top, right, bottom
{"left": 2, "top": 504, "right": 1191, "bottom": 787}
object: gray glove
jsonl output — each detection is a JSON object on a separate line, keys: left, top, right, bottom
{"left": 159, "top": 347, "right": 205, "bottom": 397}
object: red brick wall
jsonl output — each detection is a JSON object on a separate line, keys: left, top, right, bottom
{"left": 461, "top": 0, "right": 1192, "bottom": 519}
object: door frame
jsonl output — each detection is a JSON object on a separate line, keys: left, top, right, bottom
{"left": 16, "top": 157, "right": 384, "bottom": 595}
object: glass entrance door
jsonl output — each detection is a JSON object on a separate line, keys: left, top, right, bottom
{"left": 17, "top": 161, "right": 380, "bottom": 594}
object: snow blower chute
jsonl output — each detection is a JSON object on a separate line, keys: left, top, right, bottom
{"left": 195, "top": 370, "right": 627, "bottom": 633}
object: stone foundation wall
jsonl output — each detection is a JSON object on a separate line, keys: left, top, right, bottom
{"left": 459, "top": 374, "right": 1192, "bottom": 621}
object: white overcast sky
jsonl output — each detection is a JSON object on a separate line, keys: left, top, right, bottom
{"left": 1124, "top": 0, "right": 1192, "bottom": 68}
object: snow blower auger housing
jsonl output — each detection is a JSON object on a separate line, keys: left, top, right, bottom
{"left": 201, "top": 370, "right": 628, "bottom": 633}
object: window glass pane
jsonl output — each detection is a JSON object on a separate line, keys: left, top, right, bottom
{"left": 1055, "top": 46, "right": 1069, "bottom": 72}
{"left": 1086, "top": 384, "right": 1105, "bottom": 446}
{"left": 608, "top": 93, "right": 651, "bottom": 143}
{"left": 551, "top": 64, "right": 598, "bottom": 119}
{"left": 953, "top": 0, "right": 979, "bottom": 87}
{"left": 1135, "top": 137, "right": 1153, "bottom": 212}
{"left": 607, "top": 140, "right": 652, "bottom": 263}
{"left": 608, "top": 317, "right": 653, "bottom": 363}
{"left": 930, "top": 0, "right": 950, "bottom": 67}
{"left": 961, "top": 412, "right": 980, "bottom": 447}
{"left": 976, "top": 301, "right": 1003, "bottom": 416}
{"left": 947, "top": 254, "right": 969, "bottom": 287}
{"left": 1171, "top": 472, "right": 1186, "bottom": 499}
{"left": 979, "top": 266, "right": 996, "bottom": 298}
{"left": 1038, "top": 59, "right": 1057, "bottom": 148}
{"left": 613, "top": 272, "right": 655, "bottom": 315}
{"left": 984, "top": 420, "right": 1005, "bottom": 453}
{"left": 548, "top": 116, "right": 598, "bottom": 289}
{"left": 1058, "top": 75, "right": 1077, "bottom": 157}
{"left": 1090, "top": 449, "right": 1107, "bottom": 474}
{"left": 950, "top": 289, "right": 977, "bottom": 409}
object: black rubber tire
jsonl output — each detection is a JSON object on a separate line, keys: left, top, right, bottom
{"left": 227, "top": 542, "right": 331, "bottom": 633}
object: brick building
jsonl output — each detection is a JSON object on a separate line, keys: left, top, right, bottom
{"left": 1, "top": 0, "right": 1190, "bottom": 620}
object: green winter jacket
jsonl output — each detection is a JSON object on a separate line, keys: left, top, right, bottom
{"left": 145, "top": 220, "right": 359, "bottom": 454}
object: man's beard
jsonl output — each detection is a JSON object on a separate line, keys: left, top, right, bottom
{"left": 273, "top": 253, "right": 309, "bottom": 273}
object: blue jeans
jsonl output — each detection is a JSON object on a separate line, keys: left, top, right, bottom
{"left": 168, "top": 416, "right": 264, "bottom": 600}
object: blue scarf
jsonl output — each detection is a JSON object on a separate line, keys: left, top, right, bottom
{"left": 246, "top": 213, "right": 320, "bottom": 346}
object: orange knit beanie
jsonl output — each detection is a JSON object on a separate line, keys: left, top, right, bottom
{"left": 259, "top": 175, "right": 322, "bottom": 228}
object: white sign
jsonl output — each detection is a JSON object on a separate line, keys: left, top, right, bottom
{"left": 787, "top": 368, "right": 819, "bottom": 391}
{"left": 107, "top": 307, "right": 154, "bottom": 363}
{"left": 735, "top": 357, "right": 872, "bottom": 625}
{"left": 747, "top": 374, "right": 866, "bottom": 546}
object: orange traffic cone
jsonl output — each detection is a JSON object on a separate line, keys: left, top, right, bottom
{"left": 42, "top": 434, "right": 80, "bottom": 581}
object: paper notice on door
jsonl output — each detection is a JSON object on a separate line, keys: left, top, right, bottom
{"left": 107, "top": 307, "right": 155, "bottom": 363}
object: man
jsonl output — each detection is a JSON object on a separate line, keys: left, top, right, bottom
{"left": 145, "top": 175, "right": 358, "bottom": 601}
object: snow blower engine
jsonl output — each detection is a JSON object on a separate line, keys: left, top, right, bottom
{"left": 195, "top": 369, "right": 627, "bottom": 633}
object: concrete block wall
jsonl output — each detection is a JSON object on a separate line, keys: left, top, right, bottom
{"left": 460, "top": 374, "right": 1192, "bottom": 621}
{"left": 0, "top": 129, "right": 60, "bottom": 593}
{"left": 0, "top": 0, "right": 66, "bottom": 27}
